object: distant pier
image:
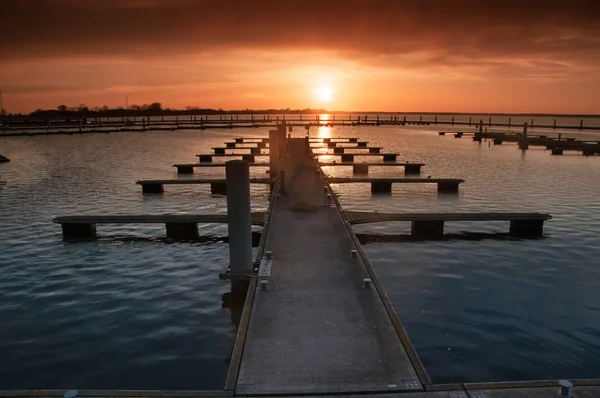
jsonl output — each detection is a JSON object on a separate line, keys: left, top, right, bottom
{"left": 441, "top": 127, "right": 600, "bottom": 156}
{"left": 3, "top": 113, "right": 600, "bottom": 138}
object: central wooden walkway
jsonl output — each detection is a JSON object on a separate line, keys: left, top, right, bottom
{"left": 235, "top": 139, "right": 422, "bottom": 395}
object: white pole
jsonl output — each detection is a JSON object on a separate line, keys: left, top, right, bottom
{"left": 226, "top": 160, "right": 253, "bottom": 275}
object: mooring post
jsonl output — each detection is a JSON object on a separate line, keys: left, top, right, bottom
{"left": 469, "top": 116, "right": 472, "bottom": 126}
{"left": 553, "top": 119, "right": 557, "bottom": 129}
{"left": 226, "top": 160, "right": 253, "bottom": 278}
{"left": 434, "top": 115, "right": 437, "bottom": 124}
{"left": 518, "top": 122, "right": 529, "bottom": 150}
{"left": 269, "top": 129, "right": 279, "bottom": 178}
{"left": 451, "top": 116, "right": 454, "bottom": 125}
{"left": 488, "top": 117, "right": 491, "bottom": 126}
{"left": 479, "top": 119, "right": 483, "bottom": 135}
{"left": 508, "top": 117, "right": 511, "bottom": 128}
{"left": 580, "top": 119, "right": 583, "bottom": 129}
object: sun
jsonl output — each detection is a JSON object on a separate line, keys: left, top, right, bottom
{"left": 316, "top": 85, "right": 333, "bottom": 102}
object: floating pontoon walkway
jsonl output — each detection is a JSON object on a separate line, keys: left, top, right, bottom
{"left": 234, "top": 138, "right": 424, "bottom": 395}
{"left": 53, "top": 213, "right": 266, "bottom": 240}
{"left": 319, "top": 162, "right": 424, "bottom": 174}
{"left": 344, "top": 211, "right": 552, "bottom": 238}
{"left": 196, "top": 153, "right": 269, "bottom": 162}
{"left": 315, "top": 152, "right": 400, "bottom": 162}
{"left": 328, "top": 177, "right": 465, "bottom": 192}
{"left": 173, "top": 163, "right": 270, "bottom": 173}
{"left": 135, "top": 178, "right": 274, "bottom": 194}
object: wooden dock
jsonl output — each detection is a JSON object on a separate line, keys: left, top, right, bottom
{"left": 53, "top": 213, "right": 266, "bottom": 240}
{"left": 443, "top": 130, "right": 600, "bottom": 156}
{"left": 319, "top": 162, "right": 424, "bottom": 174}
{"left": 135, "top": 178, "right": 274, "bottom": 194}
{"left": 173, "top": 163, "right": 270, "bottom": 174}
{"left": 196, "top": 154, "right": 268, "bottom": 163}
{"left": 43, "top": 128, "right": 600, "bottom": 398}
{"left": 315, "top": 152, "right": 400, "bottom": 162}
{"left": 328, "top": 177, "right": 465, "bottom": 193}
{"left": 234, "top": 138, "right": 425, "bottom": 395}
{"left": 3, "top": 113, "right": 600, "bottom": 139}
{"left": 344, "top": 211, "right": 552, "bottom": 238}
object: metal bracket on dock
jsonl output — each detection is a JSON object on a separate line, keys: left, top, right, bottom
{"left": 398, "top": 378, "right": 421, "bottom": 390}
{"left": 467, "top": 391, "right": 489, "bottom": 398}
{"left": 219, "top": 260, "right": 260, "bottom": 280}
{"left": 258, "top": 251, "right": 273, "bottom": 279}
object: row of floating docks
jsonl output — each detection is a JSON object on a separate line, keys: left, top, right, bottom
{"left": 54, "top": 135, "right": 550, "bottom": 241}
{"left": 44, "top": 131, "right": 600, "bottom": 398}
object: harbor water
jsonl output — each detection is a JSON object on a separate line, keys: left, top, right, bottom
{"left": 1, "top": 123, "right": 599, "bottom": 389}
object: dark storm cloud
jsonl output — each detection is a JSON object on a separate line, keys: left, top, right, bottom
{"left": 2, "top": 0, "right": 599, "bottom": 65}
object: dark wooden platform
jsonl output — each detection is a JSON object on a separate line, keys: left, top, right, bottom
{"left": 196, "top": 153, "right": 268, "bottom": 163}
{"left": 319, "top": 162, "right": 424, "bottom": 174}
{"left": 211, "top": 147, "right": 268, "bottom": 155}
{"left": 53, "top": 213, "right": 267, "bottom": 240}
{"left": 328, "top": 177, "right": 465, "bottom": 193}
{"left": 135, "top": 178, "right": 274, "bottom": 194}
{"left": 344, "top": 211, "right": 552, "bottom": 238}
{"left": 173, "top": 163, "right": 269, "bottom": 174}
{"left": 315, "top": 152, "right": 400, "bottom": 162}
{"left": 316, "top": 146, "right": 383, "bottom": 154}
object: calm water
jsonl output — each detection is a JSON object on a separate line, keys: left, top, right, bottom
{"left": 1, "top": 125, "right": 599, "bottom": 389}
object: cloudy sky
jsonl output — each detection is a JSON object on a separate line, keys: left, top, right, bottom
{"left": 1, "top": 0, "right": 599, "bottom": 113}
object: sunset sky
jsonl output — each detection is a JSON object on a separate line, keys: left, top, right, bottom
{"left": 1, "top": 0, "right": 599, "bottom": 114}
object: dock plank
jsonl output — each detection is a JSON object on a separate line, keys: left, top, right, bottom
{"left": 344, "top": 211, "right": 551, "bottom": 224}
{"left": 236, "top": 139, "right": 421, "bottom": 395}
{"left": 329, "top": 178, "right": 463, "bottom": 184}
{"left": 315, "top": 153, "right": 398, "bottom": 157}
{"left": 173, "top": 163, "right": 270, "bottom": 168}
{"left": 53, "top": 213, "right": 267, "bottom": 225}
{"left": 135, "top": 178, "right": 274, "bottom": 185}
{"left": 195, "top": 153, "right": 269, "bottom": 157}
{"left": 319, "top": 162, "right": 425, "bottom": 167}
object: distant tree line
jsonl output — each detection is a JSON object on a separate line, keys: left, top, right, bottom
{"left": 3, "top": 103, "right": 330, "bottom": 119}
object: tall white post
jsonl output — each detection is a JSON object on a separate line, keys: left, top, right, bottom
{"left": 226, "top": 160, "right": 253, "bottom": 275}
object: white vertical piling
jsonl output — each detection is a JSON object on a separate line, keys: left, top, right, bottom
{"left": 226, "top": 160, "right": 253, "bottom": 276}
